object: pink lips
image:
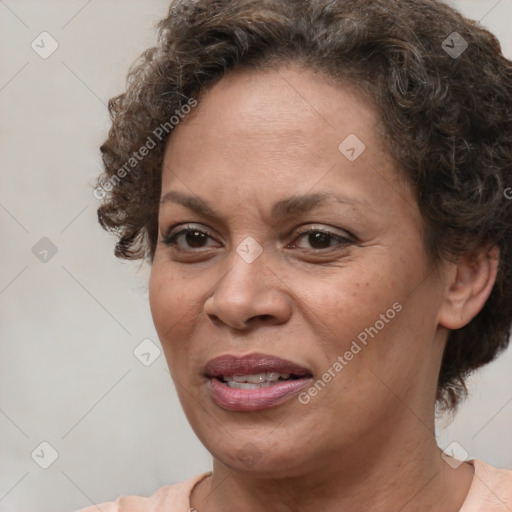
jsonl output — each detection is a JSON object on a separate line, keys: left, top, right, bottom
{"left": 204, "top": 353, "right": 313, "bottom": 412}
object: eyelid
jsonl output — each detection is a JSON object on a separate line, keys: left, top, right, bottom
{"left": 163, "top": 222, "right": 213, "bottom": 238}
{"left": 163, "top": 223, "right": 350, "bottom": 237}
{"left": 161, "top": 222, "right": 355, "bottom": 252}
{"left": 162, "top": 223, "right": 220, "bottom": 246}
{"left": 291, "top": 224, "right": 354, "bottom": 240}
{"left": 286, "top": 224, "right": 355, "bottom": 250}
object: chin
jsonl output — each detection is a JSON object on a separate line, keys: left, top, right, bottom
{"left": 194, "top": 422, "right": 320, "bottom": 476}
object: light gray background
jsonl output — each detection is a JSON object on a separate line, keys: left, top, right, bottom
{"left": 1, "top": 1, "right": 511, "bottom": 511}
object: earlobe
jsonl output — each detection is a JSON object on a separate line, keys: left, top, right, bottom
{"left": 438, "top": 244, "right": 499, "bottom": 330}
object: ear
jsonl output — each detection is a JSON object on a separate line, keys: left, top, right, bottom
{"left": 438, "top": 244, "right": 499, "bottom": 330}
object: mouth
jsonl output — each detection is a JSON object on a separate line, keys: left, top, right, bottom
{"left": 220, "top": 371, "right": 304, "bottom": 388}
{"left": 204, "top": 353, "right": 313, "bottom": 411}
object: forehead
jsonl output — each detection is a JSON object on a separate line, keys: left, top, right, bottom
{"left": 160, "top": 64, "right": 412, "bottom": 219}
{"left": 167, "top": 64, "right": 379, "bottom": 151}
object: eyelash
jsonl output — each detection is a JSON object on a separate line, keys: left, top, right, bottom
{"left": 161, "top": 224, "right": 354, "bottom": 251}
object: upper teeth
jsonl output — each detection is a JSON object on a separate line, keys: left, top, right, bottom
{"left": 226, "top": 372, "right": 290, "bottom": 383}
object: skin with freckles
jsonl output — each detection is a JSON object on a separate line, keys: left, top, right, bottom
{"left": 149, "top": 65, "right": 497, "bottom": 512}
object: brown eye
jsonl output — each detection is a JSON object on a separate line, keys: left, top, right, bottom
{"left": 185, "top": 230, "right": 208, "bottom": 248}
{"left": 307, "top": 232, "right": 332, "bottom": 249}
{"left": 162, "top": 225, "right": 219, "bottom": 250}
{"left": 289, "top": 228, "right": 353, "bottom": 250}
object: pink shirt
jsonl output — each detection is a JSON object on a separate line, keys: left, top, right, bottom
{"left": 76, "top": 460, "right": 512, "bottom": 511}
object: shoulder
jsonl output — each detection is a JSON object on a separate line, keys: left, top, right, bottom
{"left": 74, "top": 472, "right": 211, "bottom": 512}
{"left": 460, "top": 459, "right": 512, "bottom": 511}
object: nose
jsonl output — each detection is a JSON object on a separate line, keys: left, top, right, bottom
{"left": 204, "top": 250, "right": 293, "bottom": 331}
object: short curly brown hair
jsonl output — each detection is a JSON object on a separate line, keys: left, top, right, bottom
{"left": 97, "top": 0, "right": 512, "bottom": 411}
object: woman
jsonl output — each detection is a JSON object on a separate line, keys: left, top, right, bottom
{"left": 81, "top": 0, "right": 512, "bottom": 510}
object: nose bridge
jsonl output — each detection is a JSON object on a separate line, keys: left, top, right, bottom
{"left": 216, "top": 243, "right": 269, "bottom": 306}
{"left": 205, "top": 240, "right": 291, "bottom": 328}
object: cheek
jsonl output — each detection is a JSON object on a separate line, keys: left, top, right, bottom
{"left": 149, "top": 263, "right": 174, "bottom": 332}
{"left": 149, "top": 255, "right": 204, "bottom": 320}
{"left": 148, "top": 262, "right": 197, "bottom": 358}
{"left": 289, "top": 262, "right": 401, "bottom": 350}
{"left": 149, "top": 259, "right": 220, "bottom": 383}
{"left": 292, "top": 254, "right": 430, "bottom": 396}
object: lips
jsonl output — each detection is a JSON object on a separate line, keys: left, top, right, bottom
{"left": 205, "top": 353, "right": 312, "bottom": 377}
{"left": 204, "top": 353, "right": 313, "bottom": 411}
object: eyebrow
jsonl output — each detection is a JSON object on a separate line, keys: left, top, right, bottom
{"left": 159, "top": 190, "right": 368, "bottom": 221}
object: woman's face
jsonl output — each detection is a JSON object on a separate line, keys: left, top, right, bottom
{"left": 149, "top": 65, "right": 450, "bottom": 475}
